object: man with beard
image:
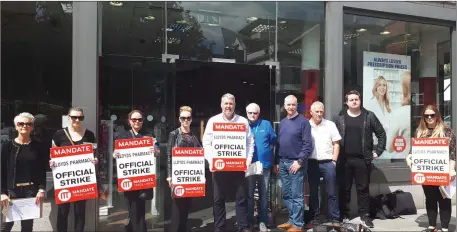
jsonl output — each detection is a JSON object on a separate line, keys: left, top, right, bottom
{"left": 202, "top": 93, "right": 255, "bottom": 232}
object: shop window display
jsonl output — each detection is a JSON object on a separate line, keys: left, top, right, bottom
{"left": 343, "top": 13, "right": 452, "bottom": 164}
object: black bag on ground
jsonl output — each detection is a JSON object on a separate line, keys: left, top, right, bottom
{"left": 384, "top": 189, "right": 417, "bottom": 216}
{"left": 370, "top": 189, "right": 417, "bottom": 220}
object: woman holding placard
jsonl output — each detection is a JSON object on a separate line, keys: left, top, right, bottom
{"left": 1, "top": 112, "right": 47, "bottom": 232}
{"left": 166, "top": 106, "right": 202, "bottom": 232}
{"left": 415, "top": 105, "right": 456, "bottom": 232}
{"left": 113, "top": 110, "right": 159, "bottom": 232}
{"left": 49, "top": 107, "right": 97, "bottom": 232}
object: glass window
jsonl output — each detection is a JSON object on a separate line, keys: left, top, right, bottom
{"left": 1, "top": 1, "right": 72, "bottom": 164}
{"left": 343, "top": 13, "right": 452, "bottom": 164}
{"left": 102, "top": 1, "right": 165, "bottom": 58}
{"left": 276, "top": 2, "right": 325, "bottom": 120}
{"left": 166, "top": 1, "right": 276, "bottom": 63}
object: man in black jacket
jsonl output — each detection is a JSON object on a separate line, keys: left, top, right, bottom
{"left": 334, "top": 90, "right": 386, "bottom": 228}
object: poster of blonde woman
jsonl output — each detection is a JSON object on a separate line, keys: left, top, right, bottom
{"left": 362, "top": 51, "right": 411, "bottom": 161}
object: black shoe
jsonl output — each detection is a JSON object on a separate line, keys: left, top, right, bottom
{"left": 361, "top": 215, "right": 374, "bottom": 228}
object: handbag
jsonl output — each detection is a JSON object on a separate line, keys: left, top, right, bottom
{"left": 129, "top": 130, "right": 154, "bottom": 201}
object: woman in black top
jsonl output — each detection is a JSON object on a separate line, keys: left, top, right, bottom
{"left": 415, "top": 105, "right": 456, "bottom": 232}
{"left": 1, "top": 112, "right": 47, "bottom": 232}
{"left": 49, "top": 107, "right": 97, "bottom": 232}
{"left": 166, "top": 106, "right": 202, "bottom": 232}
{"left": 113, "top": 110, "right": 159, "bottom": 232}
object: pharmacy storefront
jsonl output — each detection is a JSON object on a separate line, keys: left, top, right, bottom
{"left": 1, "top": 1, "right": 456, "bottom": 231}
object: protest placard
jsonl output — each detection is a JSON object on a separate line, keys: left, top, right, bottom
{"left": 211, "top": 122, "right": 247, "bottom": 171}
{"left": 411, "top": 138, "right": 450, "bottom": 186}
{"left": 172, "top": 147, "right": 205, "bottom": 198}
{"left": 51, "top": 144, "right": 98, "bottom": 204}
{"left": 115, "top": 137, "right": 156, "bottom": 192}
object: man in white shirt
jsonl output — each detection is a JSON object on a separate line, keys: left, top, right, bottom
{"left": 307, "top": 101, "right": 341, "bottom": 227}
{"left": 202, "top": 93, "right": 255, "bottom": 232}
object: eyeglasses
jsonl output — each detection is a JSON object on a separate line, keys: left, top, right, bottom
{"left": 130, "top": 118, "right": 143, "bottom": 122}
{"left": 17, "top": 122, "right": 33, "bottom": 127}
{"left": 424, "top": 114, "right": 436, "bottom": 119}
{"left": 247, "top": 112, "right": 259, "bottom": 115}
{"left": 69, "top": 116, "right": 85, "bottom": 121}
{"left": 179, "top": 116, "right": 192, "bottom": 121}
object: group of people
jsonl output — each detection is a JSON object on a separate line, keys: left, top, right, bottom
{"left": 0, "top": 89, "right": 455, "bottom": 232}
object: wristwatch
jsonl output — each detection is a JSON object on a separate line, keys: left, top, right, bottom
{"left": 332, "top": 159, "right": 337, "bottom": 163}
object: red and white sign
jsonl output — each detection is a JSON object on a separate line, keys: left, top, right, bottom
{"left": 50, "top": 144, "right": 98, "bottom": 204}
{"left": 411, "top": 138, "right": 450, "bottom": 186}
{"left": 172, "top": 148, "right": 205, "bottom": 198}
{"left": 115, "top": 137, "right": 156, "bottom": 192}
{"left": 211, "top": 122, "right": 247, "bottom": 172}
{"left": 393, "top": 136, "right": 406, "bottom": 152}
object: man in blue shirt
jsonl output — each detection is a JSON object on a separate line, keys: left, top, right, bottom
{"left": 245, "top": 103, "right": 277, "bottom": 232}
{"left": 274, "top": 95, "right": 313, "bottom": 232}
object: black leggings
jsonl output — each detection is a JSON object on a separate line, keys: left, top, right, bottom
{"left": 1, "top": 186, "right": 37, "bottom": 232}
{"left": 56, "top": 200, "right": 86, "bottom": 232}
{"left": 169, "top": 198, "right": 192, "bottom": 232}
{"left": 422, "top": 185, "right": 452, "bottom": 228}
{"left": 124, "top": 191, "right": 147, "bottom": 232}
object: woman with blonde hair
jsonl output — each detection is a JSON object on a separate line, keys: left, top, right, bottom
{"left": 166, "top": 106, "right": 202, "bottom": 232}
{"left": 415, "top": 105, "right": 456, "bottom": 232}
{"left": 1, "top": 112, "right": 47, "bottom": 232}
{"left": 365, "top": 76, "right": 392, "bottom": 127}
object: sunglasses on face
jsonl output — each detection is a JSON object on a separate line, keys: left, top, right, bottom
{"left": 130, "top": 118, "right": 143, "bottom": 123}
{"left": 424, "top": 114, "right": 436, "bottom": 119}
{"left": 179, "top": 116, "right": 192, "bottom": 121}
{"left": 247, "top": 112, "right": 259, "bottom": 115}
{"left": 17, "top": 122, "right": 33, "bottom": 127}
{"left": 70, "top": 116, "right": 85, "bottom": 121}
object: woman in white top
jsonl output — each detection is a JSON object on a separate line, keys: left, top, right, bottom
{"left": 365, "top": 76, "right": 392, "bottom": 158}
{"left": 386, "top": 71, "right": 411, "bottom": 160}
{"left": 365, "top": 76, "right": 392, "bottom": 128}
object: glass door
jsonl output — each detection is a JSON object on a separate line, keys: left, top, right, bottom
{"left": 98, "top": 56, "right": 171, "bottom": 231}
{"left": 164, "top": 59, "right": 275, "bottom": 231}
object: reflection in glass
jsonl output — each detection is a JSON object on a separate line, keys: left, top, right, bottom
{"left": 343, "top": 13, "right": 451, "bottom": 163}
{"left": 276, "top": 2, "right": 325, "bottom": 120}
{"left": 167, "top": 1, "right": 276, "bottom": 63}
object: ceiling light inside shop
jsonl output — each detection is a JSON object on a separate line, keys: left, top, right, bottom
{"left": 109, "top": 2, "right": 123, "bottom": 7}
{"left": 380, "top": 30, "right": 391, "bottom": 35}
{"left": 356, "top": 28, "right": 367, "bottom": 32}
{"left": 243, "top": 81, "right": 247, "bottom": 84}
{"left": 144, "top": 16, "right": 155, "bottom": 20}
{"left": 279, "top": 21, "right": 287, "bottom": 24}
{"left": 60, "top": 3, "right": 72, "bottom": 14}
{"left": 247, "top": 16, "right": 258, "bottom": 22}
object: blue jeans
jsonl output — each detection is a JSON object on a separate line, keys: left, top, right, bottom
{"left": 279, "top": 159, "right": 305, "bottom": 229}
{"left": 247, "top": 168, "right": 271, "bottom": 225}
{"left": 308, "top": 159, "right": 340, "bottom": 222}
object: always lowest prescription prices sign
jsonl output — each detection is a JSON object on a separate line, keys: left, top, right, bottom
{"left": 51, "top": 144, "right": 98, "bottom": 204}
{"left": 115, "top": 137, "right": 156, "bottom": 192}
{"left": 172, "top": 147, "right": 205, "bottom": 198}
{"left": 211, "top": 122, "right": 247, "bottom": 172}
{"left": 411, "top": 138, "right": 450, "bottom": 186}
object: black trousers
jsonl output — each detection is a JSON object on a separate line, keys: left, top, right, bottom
{"left": 338, "top": 157, "right": 372, "bottom": 217}
{"left": 56, "top": 200, "right": 86, "bottom": 232}
{"left": 124, "top": 191, "right": 147, "bottom": 232}
{"left": 213, "top": 172, "right": 249, "bottom": 232}
{"left": 1, "top": 186, "right": 37, "bottom": 232}
{"left": 422, "top": 185, "right": 452, "bottom": 228}
{"left": 169, "top": 197, "right": 192, "bottom": 232}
